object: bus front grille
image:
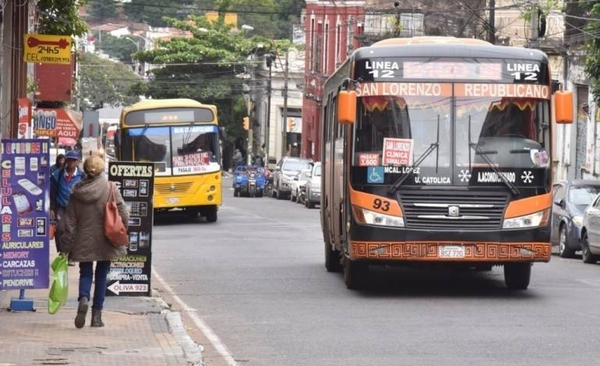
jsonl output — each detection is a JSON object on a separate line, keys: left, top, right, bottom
{"left": 155, "top": 182, "right": 194, "bottom": 194}
{"left": 399, "top": 190, "right": 508, "bottom": 230}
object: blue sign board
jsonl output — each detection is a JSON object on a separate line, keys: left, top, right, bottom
{"left": 367, "top": 166, "right": 384, "bottom": 184}
{"left": 0, "top": 139, "right": 50, "bottom": 290}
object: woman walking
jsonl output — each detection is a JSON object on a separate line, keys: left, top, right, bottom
{"left": 61, "top": 155, "right": 129, "bottom": 328}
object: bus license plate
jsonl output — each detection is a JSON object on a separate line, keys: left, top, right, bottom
{"left": 439, "top": 246, "right": 465, "bottom": 258}
{"left": 166, "top": 197, "right": 179, "bottom": 204}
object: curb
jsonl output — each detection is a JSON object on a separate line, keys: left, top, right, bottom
{"left": 153, "top": 291, "right": 205, "bottom": 366}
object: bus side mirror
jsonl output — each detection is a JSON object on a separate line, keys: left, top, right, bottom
{"left": 554, "top": 90, "right": 573, "bottom": 124}
{"left": 337, "top": 90, "right": 357, "bottom": 124}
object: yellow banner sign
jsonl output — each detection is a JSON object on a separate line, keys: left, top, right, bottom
{"left": 23, "top": 34, "right": 72, "bottom": 64}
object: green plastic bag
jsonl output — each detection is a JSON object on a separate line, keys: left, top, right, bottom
{"left": 48, "top": 253, "right": 69, "bottom": 314}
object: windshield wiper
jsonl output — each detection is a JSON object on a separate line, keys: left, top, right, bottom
{"left": 388, "top": 118, "right": 440, "bottom": 195}
{"left": 467, "top": 116, "right": 520, "bottom": 197}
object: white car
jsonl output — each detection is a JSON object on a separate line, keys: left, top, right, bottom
{"left": 304, "top": 162, "right": 321, "bottom": 208}
{"left": 290, "top": 170, "right": 311, "bottom": 203}
{"left": 580, "top": 193, "right": 600, "bottom": 263}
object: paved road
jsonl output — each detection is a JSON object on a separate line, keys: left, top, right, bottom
{"left": 152, "top": 177, "right": 600, "bottom": 366}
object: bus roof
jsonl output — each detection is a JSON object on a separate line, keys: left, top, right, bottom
{"left": 353, "top": 36, "right": 547, "bottom": 62}
{"left": 372, "top": 36, "right": 491, "bottom": 46}
{"left": 123, "top": 98, "right": 215, "bottom": 113}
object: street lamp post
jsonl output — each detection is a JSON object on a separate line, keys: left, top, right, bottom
{"left": 265, "top": 53, "right": 275, "bottom": 165}
{"left": 122, "top": 37, "right": 141, "bottom": 74}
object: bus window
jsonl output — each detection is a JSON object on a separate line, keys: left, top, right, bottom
{"left": 354, "top": 96, "right": 452, "bottom": 167}
{"left": 123, "top": 126, "right": 170, "bottom": 172}
{"left": 171, "top": 125, "right": 221, "bottom": 170}
{"left": 457, "top": 97, "right": 548, "bottom": 168}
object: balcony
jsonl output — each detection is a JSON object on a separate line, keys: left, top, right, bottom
{"left": 356, "top": 9, "right": 424, "bottom": 45}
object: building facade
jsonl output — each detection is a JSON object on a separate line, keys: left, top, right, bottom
{"left": 301, "top": 1, "right": 366, "bottom": 161}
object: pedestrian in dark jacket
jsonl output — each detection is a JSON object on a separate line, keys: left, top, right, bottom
{"left": 50, "top": 150, "right": 84, "bottom": 263}
{"left": 50, "top": 154, "right": 65, "bottom": 174}
{"left": 61, "top": 154, "right": 129, "bottom": 329}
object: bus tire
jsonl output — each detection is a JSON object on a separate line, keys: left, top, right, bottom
{"left": 325, "top": 241, "right": 342, "bottom": 273}
{"left": 343, "top": 257, "right": 367, "bottom": 290}
{"left": 205, "top": 208, "right": 218, "bottom": 223}
{"left": 503, "top": 263, "right": 531, "bottom": 290}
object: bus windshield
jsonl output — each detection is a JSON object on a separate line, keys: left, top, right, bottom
{"left": 122, "top": 124, "right": 221, "bottom": 176}
{"left": 353, "top": 95, "right": 550, "bottom": 185}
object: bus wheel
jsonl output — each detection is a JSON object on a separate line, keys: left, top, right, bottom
{"left": 343, "top": 257, "right": 367, "bottom": 290}
{"left": 205, "top": 208, "right": 218, "bottom": 223}
{"left": 325, "top": 241, "right": 342, "bottom": 273}
{"left": 503, "top": 263, "right": 531, "bottom": 290}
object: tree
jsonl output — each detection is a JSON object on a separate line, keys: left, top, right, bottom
{"left": 123, "top": 0, "right": 199, "bottom": 27}
{"left": 132, "top": 12, "right": 291, "bottom": 159}
{"left": 96, "top": 33, "right": 140, "bottom": 65}
{"left": 36, "top": 0, "right": 89, "bottom": 36}
{"left": 88, "top": 1, "right": 118, "bottom": 22}
{"left": 78, "top": 52, "right": 141, "bottom": 108}
{"left": 582, "top": 1, "right": 600, "bottom": 103}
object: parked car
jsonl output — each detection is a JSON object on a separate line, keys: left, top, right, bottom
{"left": 272, "top": 157, "right": 313, "bottom": 199}
{"left": 551, "top": 180, "right": 600, "bottom": 258}
{"left": 290, "top": 169, "right": 311, "bottom": 203}
{"left": 304, "top": 162, "right": 322, "bottom": 208}
{"left": 580, "top": 193, "right": 600, "bottom": 263}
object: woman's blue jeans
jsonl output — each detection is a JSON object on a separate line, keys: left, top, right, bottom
{"left": 78, "top": 261, "right": 111, "bottom": 310}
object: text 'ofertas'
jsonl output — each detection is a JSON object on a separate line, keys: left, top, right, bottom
{"left": 109, "top": 165, "right": 154, "bottom": 177}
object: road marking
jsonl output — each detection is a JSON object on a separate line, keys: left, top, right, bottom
{"left": 153, "top": 268, "right": 238, "bottom": 366}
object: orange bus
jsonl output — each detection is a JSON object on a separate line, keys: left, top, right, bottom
{"left": 320, "top": 37, "right": 573, "bottom": 290}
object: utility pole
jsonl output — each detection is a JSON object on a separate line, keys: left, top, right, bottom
{"left": 488, "top": 0, "right": 496, "bottom": 44}
{"left": 281, "top": 49, "right": 289, "bottom": 158}
{"left": 265, "top": 53, "right": 275, "bottom": 165}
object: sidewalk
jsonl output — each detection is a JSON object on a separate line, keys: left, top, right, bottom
{"left": 0, "top": 264, "right": 204, "bottom": 366}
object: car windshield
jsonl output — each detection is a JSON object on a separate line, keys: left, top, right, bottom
{"left": 313, "top": 165, "right": 321, "bottom": 176}
{"left": 569, "top": 186, "right": 600, "bottom": 205}
{"left": 283, "top": 160, "right": 312, "bottom": 172}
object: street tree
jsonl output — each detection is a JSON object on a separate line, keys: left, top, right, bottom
{"left": 87, "top": 1, "right": 118, "bottom": 22}
{"left": 123, "top": 0, "right": 206, "bottom": 27}
{"left": 96, "top": 33, "right": 140, "bottom": 65}
{"left": 78, "top": 52, "right": 141, "bottom": 108}
{"left": 36, "top": 0, "right": 89, "bottom": 36}
{"left": 132, "top": 12, "right": 290, "bottom": 157}
{"left": 582, "top": 0, "right": 600, "bottom": 103}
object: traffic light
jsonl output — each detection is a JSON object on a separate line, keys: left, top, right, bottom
{"left": 243, "top": 116, "right": 249, "bottom": 130}
{"left": 287, "top": 118, "right": 296, "bottom": 132}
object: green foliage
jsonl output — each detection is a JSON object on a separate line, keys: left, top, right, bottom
{"left": 88, "top": 1, "right": 118, "bottom": 22}
{"left": 131, "top": 13, "right": 290, "bottom": 141}
{"left": 36, "top": 0, "right": 89, "bottom": 36}
{"left": 78, "top": 52, "right": 141, "bottom": 108}
{"left": 96, "top": 33, "right": 140, "bottom": 65}
{"left": 582, "top": 1, "right": 600, "bottom": 103}
{"left": 123, "top": 0, "right": 200, "bottom": 27}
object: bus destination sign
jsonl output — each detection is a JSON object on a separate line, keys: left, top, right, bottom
{"left": 356, "top": 58, "right": 549, "bottom": 84}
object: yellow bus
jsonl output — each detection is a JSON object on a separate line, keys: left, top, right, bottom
{"left": 115, "top": 98, "right": 222, "bottom": 222}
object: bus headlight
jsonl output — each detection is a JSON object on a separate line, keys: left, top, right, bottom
{"left": 502, "top": 210, "right": 548, "bottom": 229}
{"left": 353, "top": 206, "right": 404, "bottom": 227}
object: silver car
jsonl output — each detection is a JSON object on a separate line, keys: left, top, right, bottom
{"left": 272, "top": 157, "right": 313, "bottom": 199}
{"left": 290, "top": 169, "right": 311, "bottom": 203}
{"left": 580, "top": 193, "right": 600, "bottom": 263}
{"left": 304, "top": 162, "right": 321, "bottom": 208}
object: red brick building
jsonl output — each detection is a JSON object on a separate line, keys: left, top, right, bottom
{"left": 301, "top": 1, "right": 365, "bottom": 160}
